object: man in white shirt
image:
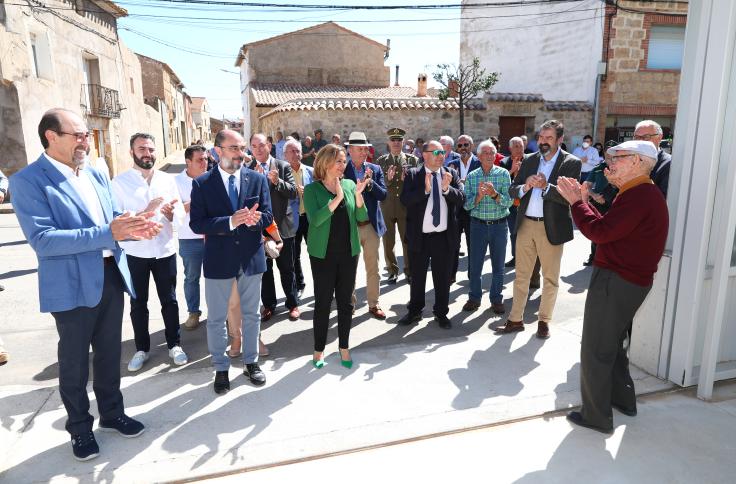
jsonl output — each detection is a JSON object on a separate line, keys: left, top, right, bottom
{"left": 112, "top": 133, "right": 188, "bottom": 372}
{"left": 573, "top": 134, "right": 601, "bottom": 182}
{"left": 175, "top": 145, "right": 208, "bottom": 330}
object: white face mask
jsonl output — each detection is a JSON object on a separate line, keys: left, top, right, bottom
{"left": 582, "top": 142, "right": 591, "bottom": 149}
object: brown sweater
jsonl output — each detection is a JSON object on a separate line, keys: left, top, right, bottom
{"left": 571, "top": 180, "right": 668, "bottom": 286}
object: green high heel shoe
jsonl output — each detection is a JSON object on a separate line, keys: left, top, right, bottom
{"left": 339, "top": 349, "right": 353, "bottom": 369}
{"left": 312, "top": 359, "right": 325, "bottom": 369}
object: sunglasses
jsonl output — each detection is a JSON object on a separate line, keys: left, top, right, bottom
{"left": 457, "top": 143, "right": 470, "bottom": 148}
{"left": 423, "top": 149, "right": 446, "bottom": 156}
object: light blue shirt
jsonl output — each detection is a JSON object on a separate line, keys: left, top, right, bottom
{"left": 521, "top": 148, "right": 560, "bottom": 218}
{"left": 275, "top": 139, "right": 286, "bottom": 160}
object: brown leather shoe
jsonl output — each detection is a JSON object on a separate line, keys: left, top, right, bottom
{"left": 536, "top": 321, "right": 550, "bottom": 339}
{"left": 369, "top": 306, "right": 386, "bottom": 320}
{"left": 462, "top": 300, "right": 480, "bottom": 312}
{"left": 183, "top": 312, "right": 201, "bottom": 330}
{"left": 288, "top": 307, "right": 300, "bottom": 321}
{"left": 491, "top": 302, "right": 506, "bottom": 315}
{"left": 260, "top": 307, "right": 274, "bottom": 322}
{"left": 495, "top": 320, "right": 524, "bottom": 334}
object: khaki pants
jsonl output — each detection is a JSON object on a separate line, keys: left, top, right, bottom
{"left": 382, "top": 199, "right": 410, "bottom": 276}
{"left": 354, "top": 223, "right": 381, "bottom": 308}
{"left": 509, "top": 219, "right": 564, "bottom": 322}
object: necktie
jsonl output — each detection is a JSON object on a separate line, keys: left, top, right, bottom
{"left": 261, "top": 163, "right": 268, "bottom": 173}
{"left": 432, "top": 172, "right": 440, "bottom": 227}
{"left": 228, "top": 175, "right": 238, "bottom": 212}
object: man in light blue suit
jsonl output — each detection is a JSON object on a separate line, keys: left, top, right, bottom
{"left": 283, "top": 138, "right": 313, "bottom": 299}
{"left": 10, "top": 109, "right": 161, "bottom": 461}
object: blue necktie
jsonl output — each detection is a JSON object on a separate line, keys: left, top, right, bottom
{"left": 228, "top": 175, "right": 238, "bottom": 212}
{"left": 432, "top": 172, "right": 440, "bottom": 227}
{"left": 261, "top": 163, "right": 268, "bottom": 173}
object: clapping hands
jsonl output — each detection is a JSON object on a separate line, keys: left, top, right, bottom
{"left": 232, "top": 202, "right": 263, "bottom": 227}
{"left": 556, "top": 176, "right": 583, "bottom": 205}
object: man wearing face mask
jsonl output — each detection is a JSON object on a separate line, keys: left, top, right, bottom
{"left": 555, "top": 140, "right": 668, "bottom": 434}
{"left": 112, "top": 133, "right": 188, "bottom": 372}
{"left": 496, "top": 120, "right": 581, "bottom": 340}
{"left": 573, "top": 135, "right": 601, "bottom": 182}
{"left": 189, "top": 129, "right": 273, "bottom": 394}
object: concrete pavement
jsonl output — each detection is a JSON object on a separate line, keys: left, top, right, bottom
{"left": 0, "top": 207, "right": 728, "bottom": 483}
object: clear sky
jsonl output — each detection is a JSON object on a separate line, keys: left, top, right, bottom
{"left": 116, "top": 0, "right": 462, "bottom": 119}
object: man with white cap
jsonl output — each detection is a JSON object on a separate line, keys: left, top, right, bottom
{"left": 555, "top": 139, "right": 669, "bottom": 434}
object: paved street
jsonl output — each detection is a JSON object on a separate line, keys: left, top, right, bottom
{"left": 0, "top": 202, "right": 730, "bottom": 483}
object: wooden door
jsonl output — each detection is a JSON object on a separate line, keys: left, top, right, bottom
{"left": 499, "top": 116, "right": 527, "bottom": 154}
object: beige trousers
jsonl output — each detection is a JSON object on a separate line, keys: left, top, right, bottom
{"left": 353, "top": 223, "right": 381, "bottom": 308}
{"left": 509, "top": 219, "right": 564, "bottom": 323}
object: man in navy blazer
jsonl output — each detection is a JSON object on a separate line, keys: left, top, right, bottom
{"left": 11, "top": 108, "right": 160, "bottom": 461}
{"left": 344, "top": 132, "right": 388, "bottom": 319}
{"left": 189, "top": 129, "right": 273, "bottom": 394}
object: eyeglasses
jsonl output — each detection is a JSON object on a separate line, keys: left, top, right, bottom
{"left": 633, "top": 133, "right": 657, "bottom": 140}
{"left": 423, "top": 149, "right": 446, "bottom": 156}
{"left": 610, "top": 153, "right": 636, "bottom": 164}
{"left": 457, "top": 143, "right": 470, "bottom": 148}
{"left": 221, "top": 145, "right": 247, "bottom": 152}
{"left": 57, "top": 131, "right": 90, "bottom": 141}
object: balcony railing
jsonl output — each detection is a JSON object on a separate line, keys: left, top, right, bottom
{"left": 80, "top": 84, "right": 123, "bottom": 118}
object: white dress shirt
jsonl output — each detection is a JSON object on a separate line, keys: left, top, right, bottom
{"left": 572, "top": 145, "right": 601, "bottom": 173}
{"left": 422, "top": 168, "right": 449, "bottom": 233}
{"left": 174, "top": 169, "right": 204, "bottom": 240}
{"left": 112, "top": 168, "right": 182, "bottom": 259}
{"left": 218, "top": 165, "right": 240, "bottom": 231}
{"left": 46, "top": 154, "right": 113, "bottom": 257}
{"left": 523, "top": 148, "right": 560, "bottom": 218}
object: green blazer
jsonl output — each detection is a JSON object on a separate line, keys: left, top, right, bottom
{"left": 304, "top": 178, "right": 368, "bottom": 259}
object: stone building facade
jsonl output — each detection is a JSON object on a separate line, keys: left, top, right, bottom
{"left": 192, "top": 97, "right": 211, "bottom": 143}
{"left": 596, "top": 1, "right": 688, "bottom": 143}
{"left": 0, "top": 0, "right": 162, "bottom": 178}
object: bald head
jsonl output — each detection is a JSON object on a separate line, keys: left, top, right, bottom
{"left": 38, "top": 108, "right": 89, "bottom": 167}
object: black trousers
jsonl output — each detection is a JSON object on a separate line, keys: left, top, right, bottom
{"left": 451, "top": 209, "right": 471, "bottom": 281}
{"left": 294, "top": 214, "right": 309, "bottom": 290}
{"left": 310, "top": 251, "right": 358, "bottom": 351}
{"left": 52, "top": 263, "right": 125, "bottom": 435}
{"left": 580, "top": 267, "right": 651, "bottom": 428}
{"left": 262, "top": 236, "right": 299, "bottom": 309}
{"left": 127, "top": 254, "right": 180, "bottom": 352}
{"left": 408, "top": 232, "right": 451, "bottom": 317}
{"left": 507, "top": 205, "right": 518, "bottom": 258}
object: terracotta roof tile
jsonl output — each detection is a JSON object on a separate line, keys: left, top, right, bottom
{"left": 545, "top": 101, "right": 593, "bottom": 111}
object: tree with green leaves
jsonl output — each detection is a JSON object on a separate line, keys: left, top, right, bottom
{"left": 433, "top": 57, "right": 499, "bottom": 134}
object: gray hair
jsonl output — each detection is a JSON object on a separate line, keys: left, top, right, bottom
{"left": 638, "top": 154, "right": 657, "bottom": 172}
{"left": 476, "top": 139, "right": 497, "bottom": 155}
{"left": 509, "top": 136, "right": 524, "bottom": 148}
{"left": 439, "top": 135, "right": 454, "bottom": 147}
{"left": 635, "top": 119, "right": 663, "bottom": 135}
{"left": 457, "top": 134, "right": 473, "bottom": 145}
{"left": 283, "top": 138, "right": 302, "bottom": 153}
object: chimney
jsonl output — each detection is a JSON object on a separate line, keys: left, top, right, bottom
{"left": 449, "top": 79, "right": 459, "bottom": 98}
{"left": 417, "top": 73, "right": 427, "bottom": 97}
{"left": 395, "top": 65, "right": 400, "bottom": 86}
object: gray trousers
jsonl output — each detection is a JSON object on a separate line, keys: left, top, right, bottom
{"left": 580, "top": 267, "right": 651, "bottom": 429}
{"left": 205, "top": 272, "right": 262, "bottom": 370}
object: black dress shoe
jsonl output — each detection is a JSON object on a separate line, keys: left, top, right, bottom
{"left": 244, "top": 363, "right": 266, "bottom": 386}
{"left": 71, "top": 431, "right": 99, "bottom": 461}
{"left": 566, "top": 411, "right": 613, "bottom": 434}
{"left": 397, "top": 312, "right": 421, "bottom": 326}
{"left": 435, "top": 315, "right": 452, "bottom": 329}
{"left": 387, "top": 273, "right": 398, "bottom": 284}
{"left": 612, "top": 402, "right": 637, "bottom": 417}
{"left": 214, "top": 371, "right": 230, "bottom": 394}
{"left": 505, "top": 258, "right": 515, "bottom": 268}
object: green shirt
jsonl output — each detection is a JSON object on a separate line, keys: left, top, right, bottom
{"left": 463, "top": 165, "right": 513, "bottom": 220}
{"left": 303, "top": 179, "right": 368, "bottom": 259}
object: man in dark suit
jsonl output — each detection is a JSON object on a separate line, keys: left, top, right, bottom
{"left": 633, "top": 119, "right": 670, "bottom": 198}
{"left": 248, "top": 133, "right": 299, "bottom": 322}
{"left": 397, "top": 140, "right": 466, "bottom": 329}
{"left": 496, "top": 120, "right": 581, "bottom": 339}
{"left": 190, "top": 129, "right": 274, "bottom": 394}
{"left": 11, "top": 108, "right": 160, "bottom": 460}
{"left": 344, "top": 131, "right": 388, "bottom": 319}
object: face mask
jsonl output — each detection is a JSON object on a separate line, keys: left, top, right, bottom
{"left": 582, "top": 142, "right": 590, "bottom": 149}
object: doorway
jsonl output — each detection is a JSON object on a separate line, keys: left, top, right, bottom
{"left": 499, "top": 116, "right": 527, "bottom": 154}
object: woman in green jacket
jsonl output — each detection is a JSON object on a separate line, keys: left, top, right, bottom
{"left": 304, "top": 144, "right": 368, "bottom": 369}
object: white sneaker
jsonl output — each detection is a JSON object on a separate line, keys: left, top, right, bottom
{"left": 127, "top": 351, "right": 149, "bottom": 372}
{"left": 168, "top": 346, "right": 188, "bottom": 366}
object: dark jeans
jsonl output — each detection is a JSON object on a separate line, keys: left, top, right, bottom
{"left": 468, "top": 218, "right": 508, "bottom": 304}
{"left": 178, "top": 238, "right": 204, "bottom": 314}
{"left": 294, "top": 214, "right": 309, "bottom": 290}
{"left": 262, "top": 236, "right": 299, "bottom": 310}
{"left": 409, "top": 232, "right": 451, "bottom": 317}
{"left": 580, "top": 267, "right": 651, "bottom": 429}
{"left": 507, "top": 205, "right": 518, "bottom": 259}
{"left": 310, "top": 251, "right": 358, "bottom": 351}
{"left": 52, "top": 262, "right": 125, "bottom": 435}
{"left": 451, "top": 209, "right": 471, "bottom": 280}
{"left": 127, "top": 254, "right": 180, "bottom": 352}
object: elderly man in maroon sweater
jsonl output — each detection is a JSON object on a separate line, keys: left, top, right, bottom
{"left": 556, "top": 140, "right": 668, "bottom": 434}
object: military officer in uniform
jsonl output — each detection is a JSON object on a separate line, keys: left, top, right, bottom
{"left": 375, "top": 127, "right": 419, "bottom": 284}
